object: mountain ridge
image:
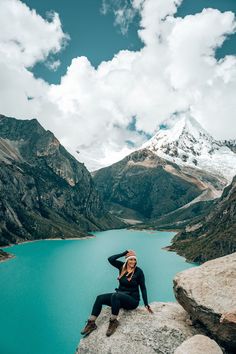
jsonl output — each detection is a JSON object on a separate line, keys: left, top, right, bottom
{"left": 93, "top": 113, "right": 236, "bottom": 233}
{"left": 0, "top": 114, "right": 123, "bottom": 248}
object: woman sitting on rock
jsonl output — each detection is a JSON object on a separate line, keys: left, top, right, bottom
{"left": 81, "top": 250, "right": 153, "bottom": 337}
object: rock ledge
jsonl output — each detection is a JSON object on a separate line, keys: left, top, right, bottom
{"left": 76, "top": 302, "right": 200, "bottom": 354}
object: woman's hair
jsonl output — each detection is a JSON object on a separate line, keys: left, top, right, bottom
{"left": 118, "top": 258, "right": 137, "bottom": 281}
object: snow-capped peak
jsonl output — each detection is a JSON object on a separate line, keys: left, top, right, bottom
{"left": 142, "top": 112, "right": 236, "bottom": 184}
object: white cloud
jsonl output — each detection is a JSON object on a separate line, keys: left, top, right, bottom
{"left": 0, "top": 0, "right": 69, "bottom": 149}
{"left": 0, "top": 0, "right": 69, "bottom": 68}
{"left": 0, "top": 0, "right": 69, "bottom": 136}
{"left": 190, "top": 55, "right": 236, "bottom": 139}
{"left": 164, "top": 8, "right": 236, "bottom": 138}
{"left": 0, "top": 0, "right": 236, "bottom": 171}
{"left": 166, "top": 9, "right": 236, "bottom": 89}
{"left": 45, "top": 59, "right": 61, "bottom": 71}
{"left": 101, "top": 0, "right": 138, "bottom": 35}
{"left": 133, "top": 0, "right": 182, "bottom": 45}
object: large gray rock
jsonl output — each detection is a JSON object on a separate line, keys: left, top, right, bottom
{"left": 174, "top": 334, "right": 223, "bottom": 354}
{"left": 75, "top": 302, "right": 200, "bottom": 354}
{"left": 173, "top": 252, "right": 236, "bottom": 351}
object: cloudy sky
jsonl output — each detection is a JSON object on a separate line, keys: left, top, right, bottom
{"left": 0, "top": 0, "right": 236, "bottom": 170}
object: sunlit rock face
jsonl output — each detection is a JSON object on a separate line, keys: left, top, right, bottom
{"left": 174, "top": 252, "right": 236, "bottom": 351}
{"left": 174, "top": 335, "right": 223, "bottom": 354}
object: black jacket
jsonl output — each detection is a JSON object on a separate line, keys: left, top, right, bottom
{"left": 108, "top": 251, "right": 149, "bottom": 306}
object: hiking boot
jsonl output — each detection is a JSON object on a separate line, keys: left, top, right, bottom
{"left": 80, "top": 319, "right": 97, "bottom": 336}
{"left": 106, "top": 318, "right": 119, "bottom": 337}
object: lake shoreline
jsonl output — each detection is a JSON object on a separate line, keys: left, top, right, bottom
{"left": 0, "top": 251, "right": 15, "bottom": 263}
{"left": 128, "top": 226, "right": 180, "bottom": 233}
{"left": 0, "top": 230, "right": 182, "bottom": 264}
{"left": 0, "top": 235, "right": 96, "bottom": 263}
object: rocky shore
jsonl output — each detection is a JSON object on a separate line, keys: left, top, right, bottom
{"left": 75, "top": 252, "right": 236, "bottom": 354}
{"left": 0, "top": 249, "right": 14, "bottom": 262}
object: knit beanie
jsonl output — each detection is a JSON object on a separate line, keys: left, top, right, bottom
{"left": 124, "top": 250, "right": 137, "bottom": 264}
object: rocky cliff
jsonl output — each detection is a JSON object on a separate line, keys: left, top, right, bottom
{"left": 169, "top": 175, "right": 236, "bottom": 263}
{"left": 0, "top": 114, "right": 123, "bottom": 250}
{"left": 75, "top": 252, "right": 236, "bottom": 354}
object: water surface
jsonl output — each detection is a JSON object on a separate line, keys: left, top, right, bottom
{"left": 0, "top": 229, "right": 196, "bottom": 354}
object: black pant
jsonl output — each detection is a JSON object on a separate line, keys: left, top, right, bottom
{"left": 91, "top": 291, "right": 139, "bottom": 316}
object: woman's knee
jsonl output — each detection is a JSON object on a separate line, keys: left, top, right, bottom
{"left": 111, "top": 292, "right": 119, "bottom": 299}
{"left": 95, "top": 294, "right": 104, "bottom": 303}
{"left": 111, "top": 292, "right": 122, "bottom": 303}
{"left": 94, "top": 293, "right": 113, "bottom": 306}
{"left": 123, "top": 301, "right": 139, "bottom": 310}
{"left": 119, "top": 295, "right": 139, "bottom": 309}
{"left": 111, "top": 292, "right": 121, "bottom": 305}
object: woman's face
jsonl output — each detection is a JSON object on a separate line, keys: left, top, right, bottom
{"left": 127, "top": 258, "right": 136, "bottom": 268}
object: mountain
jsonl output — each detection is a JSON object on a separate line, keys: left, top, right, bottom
{"left": 93, "top": 149, "right": 205, "bottom": 222}
{"left": 93, "top": 114, "right": 236, "bottom": 225}
{"left": 142, "top": 113, "right": 236, "bottom": 186}
{"left": 169, "top": 175, "right": 236, "bottom": 263}
{"left": 0, "top": 114, "right": 123, "bottom": 247}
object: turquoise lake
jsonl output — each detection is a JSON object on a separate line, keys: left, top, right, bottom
{"left": 0, "top": 229, "right": 197, "bottom": 354}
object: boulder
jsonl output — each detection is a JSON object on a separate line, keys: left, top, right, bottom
{"left": 174, "top": 334, "right": 223, "bottom": 354}
{"left": 75, "top": 302, "right": 200, "bottom": 354}
{"left": 173, "top": 252, "right": 236, "bottom": 350}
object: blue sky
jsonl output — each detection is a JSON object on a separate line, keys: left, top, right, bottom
{"left": 23, "top": 0, "right": 236, "bottom": 84}
{"left": 23, "top": 0, "right": 141, "bottom": 84}
{"left": 0, "top": 0, "right": 236, "bottom": 170}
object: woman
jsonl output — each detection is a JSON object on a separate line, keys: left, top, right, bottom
{"left": 81, "top": 250, "right": 153, "bottom": 337}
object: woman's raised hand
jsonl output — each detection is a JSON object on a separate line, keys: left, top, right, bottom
{"left": 126, "top": 250, "right": 136, "bottom": 257}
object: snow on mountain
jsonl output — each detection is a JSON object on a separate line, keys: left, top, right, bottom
{"left": 221, "top": 139, "right": 236, "bottom": 154}
{"left": 142, "top": 113, "right": 236, "bottom": 185}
